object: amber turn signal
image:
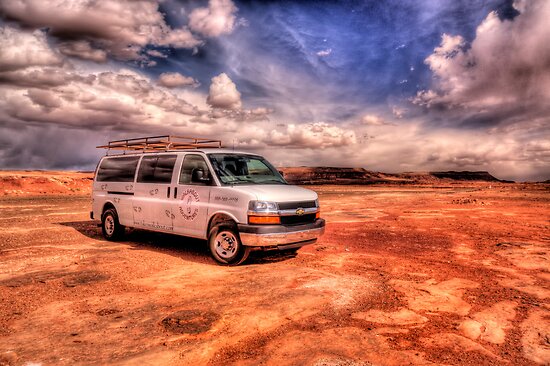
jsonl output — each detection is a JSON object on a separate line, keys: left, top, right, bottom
{"left": 248, "top": 215, "right": 281, "bottom": 225}
{"left": 315, "top": 211, "right": 320, "bottom": 219}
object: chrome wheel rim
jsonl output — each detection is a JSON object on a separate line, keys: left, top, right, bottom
{"left": 105, "top": 215, "right": 115, "bottom": 236}
{"left": 214, "top": 231, "right": 238, "bottom": 259}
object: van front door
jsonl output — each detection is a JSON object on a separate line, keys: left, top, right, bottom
{"left": 172, "top": 154, "right": 212, "bottom": 239}
{"left": 133, "top": 154, "right": 177, "bottom": 232}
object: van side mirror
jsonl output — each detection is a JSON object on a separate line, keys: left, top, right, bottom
{"left": 192, "top": 168, "right": 211, "bottom": 184}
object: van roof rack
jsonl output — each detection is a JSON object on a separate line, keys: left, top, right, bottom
{"left": 97, "top": 135, "right": 222, "bottom": 154}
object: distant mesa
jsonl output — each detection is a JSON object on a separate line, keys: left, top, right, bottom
{"left": 429, "top": 171, "right": 504, "bottom": 182}
{"left": 0, "top": 167, "right": 523, "bottom": 197}
{"left": 279, "top": 167, "right": 511, "bottom": 185}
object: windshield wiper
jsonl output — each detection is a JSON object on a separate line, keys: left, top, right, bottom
{"left": 223, "top": 177, "right": 255, "bottom": 185}
{"left": 259, "top": 179, "right": 287, "bottom": 184}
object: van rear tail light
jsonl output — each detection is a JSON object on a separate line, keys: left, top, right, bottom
{"left": 248, "top": 215, "right": 281, "bottom": 225}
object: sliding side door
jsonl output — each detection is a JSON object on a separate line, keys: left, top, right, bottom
{"left": 133, "top": 154, "right": 177, "bottom": 232}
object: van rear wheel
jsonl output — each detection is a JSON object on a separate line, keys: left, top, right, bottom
{"left": 208, "top": 225, "right": 249, "bottom": 265}
{"left": 101, "top": 208, "right": 125, "bottom": 241}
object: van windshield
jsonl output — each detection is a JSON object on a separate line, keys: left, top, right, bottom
{"left": 207, "top": 153, "right": 287, "bottom": 185}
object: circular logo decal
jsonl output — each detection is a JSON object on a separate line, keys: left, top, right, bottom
{"left": 179, "top": 188, "right": 200, "bottom": 221}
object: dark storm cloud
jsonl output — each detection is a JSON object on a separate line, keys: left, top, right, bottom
{"left": 0, "top": 22, "right": 276, "bottom": 172}
{"left": 0, "top": 0, "right": 203, "bottom": 61}
{"left": 0, "top": 124, "right": 104, "bottom": 170}
{"left": 414, "top": 1, "right": 550, "bottom": 127}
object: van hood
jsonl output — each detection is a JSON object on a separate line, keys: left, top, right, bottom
{"left": 229, "top": 184, "right": 318, "bottom": 203}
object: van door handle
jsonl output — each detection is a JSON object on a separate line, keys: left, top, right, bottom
{"left": 174, "top": 187, "right": 178, "bottom": 199}
{"left": 167, "top": 186, "right": 170, "bottom": 198}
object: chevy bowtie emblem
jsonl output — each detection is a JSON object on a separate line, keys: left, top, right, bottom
{"left": 296, "top": 208, "right": 305, "bottom": 216}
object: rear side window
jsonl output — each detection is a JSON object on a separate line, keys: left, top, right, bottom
{"left": 96, "top": 156, "right": 140, "bottom": 182}
{"left": 179, "top": 154, "right": 211, "bottom": 184}
{"left": 137, "top": 155, "right": 177, "bottom": 184}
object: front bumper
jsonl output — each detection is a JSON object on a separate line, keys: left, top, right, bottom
{"left": 238, "top": 218, "right": 325, "bottom": 248}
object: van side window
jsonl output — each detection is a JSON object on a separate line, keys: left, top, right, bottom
{"left": 96, "top": 156, "right": 140, "bottom": 182}
{"left": 179, "top": 155, "right": 211, "bottom": 185}
{"left": 137, "top": 155, "right": 177, "bottom": 184}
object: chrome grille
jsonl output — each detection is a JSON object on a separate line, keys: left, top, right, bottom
{"left": 277, "top": 200, "right": 316, "bottom": 210}
{"left": 280, "top": 214, "right": 317, "bottom": 225}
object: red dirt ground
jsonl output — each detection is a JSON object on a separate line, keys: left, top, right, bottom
{"left": 0, "top": 171, "right": 93, "bottom": 196}
{"left": 0, "top": 174, "right": 548, "bottom": 365}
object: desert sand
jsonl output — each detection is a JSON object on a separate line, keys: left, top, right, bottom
{"left": 0, "top": 171, "right": 548, "bottom": 365}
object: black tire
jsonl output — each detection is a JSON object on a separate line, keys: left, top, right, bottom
{"left": 208, "top": 225, "right": 249, "bottom": 265}
{"left": 285, "top": 248, "right": 299, "bottom": 255}
{"left": 101, "top": 208, "right": 125, "bottom": 241}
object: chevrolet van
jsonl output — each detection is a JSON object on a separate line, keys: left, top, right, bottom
{"left": 91, "top": 136, "right": 325, "bottom": 265}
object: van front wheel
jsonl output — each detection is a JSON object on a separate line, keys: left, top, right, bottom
{"left": 101, "top": 208, "right": 124, "bottom": 241}
{"left": 208, "top": 225, "right": 249, "bottom": 265}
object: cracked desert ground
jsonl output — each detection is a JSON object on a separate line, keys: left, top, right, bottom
{"left": 0, "top": 177, "right": 549, "bottom": 365}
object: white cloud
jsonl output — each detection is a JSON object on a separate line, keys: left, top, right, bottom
{"left": 0, "top": 25, "right": 274, "bottom": 150}
{"left": 0, "top": 70, "right": 199, "bottom": 129}
{"left": 0, "top": 0, "right": 202, "bottom": 61}
{"left": 408, "top": 0, "right": 550, "bottom": 180}
{"left": 0, "top": 26, "right": 63, "bottom": 71}
{"left": 341, "top": 120, "right": 548, "bottom": 181}
{"left": 160, "top": 27, "right": 202, "bottom": 49}
{"left": 392, "top": 106, "right": 405, "bottom": 119}
{"left": 414, "top": 0, "right": 550, "bottom": 114}
{"left": 206, "top": 72, "right": 242, "bottom": 109}
{"left": 361, "top": 114, "right": 386, "bottom": 126}
{"left": 0, "top": 26, "right": 208, "bottom": 130}
{"left": 158, "top": 72, "right": 199, "bottom": 88}
{"left": 316, "top": 49, "right": 332, "bottom": 57}
{"left": 189, "top": 0, "right": 238, "bottom": 37}
{"left": 26, "top": 88, "right": 62, "bottom": 109}
{"left": 267, "top": 122, "right": 357, "bottom": 149}
{"left": 237, "top": 117, "right": 547, "bottom": 181}
{"left": 57, "top": 40, "right": 108, "bottom": 63}
{"left": 146, "top": 50, "right": 167, "bottom": 58}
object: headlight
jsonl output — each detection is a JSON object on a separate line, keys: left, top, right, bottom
{"left": 248, "top": 200, "right": 280, "bottom": 224}
{"left": 314, "top": 198, "right": 319, "bottom": 207}
{"left": 248, "top": 200, "right": 278, "bottom": 212}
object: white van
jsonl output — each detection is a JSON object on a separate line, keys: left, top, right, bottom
{"left": 91, "top": 136, "right": 325, "bottom": 265}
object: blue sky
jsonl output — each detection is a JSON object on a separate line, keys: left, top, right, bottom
{"left": 154, "top": 0, "right": 514, "bottom": 121}
{"left": 0, "top": 0, "right": 548, "bottom": 180}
